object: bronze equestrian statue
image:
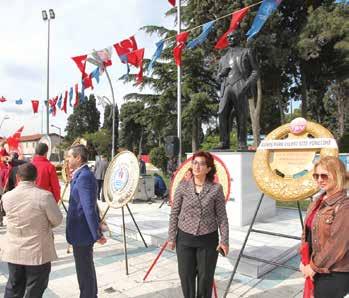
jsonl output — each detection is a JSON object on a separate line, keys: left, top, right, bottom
{"left": 216, "top": 30, "right": 259, "bottom": 150}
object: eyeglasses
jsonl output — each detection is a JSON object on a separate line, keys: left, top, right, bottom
{"left": 192, "top": 160, "right": 207, "bottom": 167}
{"left": 312, "top": 173, "right": 329, "bottom": 181}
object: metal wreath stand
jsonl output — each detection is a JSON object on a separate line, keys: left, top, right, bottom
{"left": 222, "top": 193, "right": 304, "bottom": 297}
{"left": 102, "top": 150, "right": 148, "bottom": 275}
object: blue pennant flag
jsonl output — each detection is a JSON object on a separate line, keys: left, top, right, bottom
{"left": 246, "top": 0, "right": 283, "bottom": 41}
{"left": 119, "top": 63, "right": 130, "bottom": 80}
{"left": 90, "top": 67, "right": 100, "bottom": 84}
{"left": 15, "top": 98, "right": 23, "bottom": 105}
{"left": 187, "top": 21, "right": 214, "bottom": 49}
{"left": 69, "top": 87, "right": 73, "bottom": 107}
{"left": 147, "top": 40, "right": 165, "bottom": 74}
{"left": 57, "top": 94, "right": 62, "bottom": 109}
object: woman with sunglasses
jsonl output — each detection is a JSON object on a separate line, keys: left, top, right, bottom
{"left": 300, "top": 156, "right": 349, "bottom": 298}
{"left": 168, "top": 151, "right": 229, "bottom": 298}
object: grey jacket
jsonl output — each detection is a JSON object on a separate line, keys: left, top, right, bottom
{"left": 94, "top": 158, "right": 108, "bottom": 180}
{"left": 168, "top": 179, "right": 229, "bottom": 245}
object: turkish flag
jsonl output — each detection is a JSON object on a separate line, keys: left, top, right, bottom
{"left": 0, "top": 96, "right": 7, "bottom": 102}
{"left": 215, "top": 7, "right": 249, "bottom": 49}
{"left": 128, "top": 48, "right": 144, "bottom": 84}
{"left": 82, "top": 74, "right": 93, "bottom": 90}
{"left": 113, "top": 36, "right": 138, "bottom": 63}
{"left": 72, "top": 54, "right": 88, "bottom": 76}
{"left": 62, "top": 90, "right": 68, "bottom": 114}
{"left": 7, "top": 126, "right": 24, "bottom": 152}
{"left": 126, "top": 48, "right": 144, "bottom": 68}
{"left": 168, "top": 0, "right": 176, "bottom": 6}
{"left": 173, "top": 31, "right": 190, "bottom": 66}
{"left": 31, "top": 100, "right": 39, "bottom": 113}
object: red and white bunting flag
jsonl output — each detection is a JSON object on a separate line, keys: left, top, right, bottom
{"left": 215, "top": 7, "right": 250, "bottom": 49}
{"left": 173, "top": 31, "right": 190, "bottom": 66}
{"left": 31, "top": 100, "right": 39, "bottom": 113}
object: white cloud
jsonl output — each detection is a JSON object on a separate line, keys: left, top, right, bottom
{"left": 0, "top": 0, "right": 175, "bottom": 137}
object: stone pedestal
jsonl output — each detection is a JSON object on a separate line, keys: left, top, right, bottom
{"left": 188, "top": 151, "right": 276, "bottom": 226}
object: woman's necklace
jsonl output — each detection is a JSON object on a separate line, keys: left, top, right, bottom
{"left": 195, "top": 183, "right": 203, "bottom": 187}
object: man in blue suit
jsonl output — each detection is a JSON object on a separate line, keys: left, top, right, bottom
{"left": 66, "top": 144, "right": 106, "bottom": 298}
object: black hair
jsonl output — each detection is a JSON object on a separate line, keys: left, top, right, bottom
{"left": 35, "top": 143, "right": 49, "bottom": 156}
{"left": 17, "top": 163, "right": 37, "bottom": 181}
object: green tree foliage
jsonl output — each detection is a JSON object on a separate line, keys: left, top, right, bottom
{"left": 65, "top": 94, "right": 100, "bottom": 141}
{"left": 200, "top": 132, "right": 238, "bottom": 151}
{"left": 122, "top": 21, "right": 219, "bottom": 153}
{"left": 119, "top": 101, "right": 145, "bottom": 151}
{"left": 339, "top": 133, "right": 349, "bottom": 153}
{"left": 102, "top": 104, "right": 119, "bottom": 151}
{"left": 120, "top": 0, "right": 348, "bottom": 153}
{"left": 83, "top": 129, "right": 112, "bottom": 159}
{"left": 149, "top": 146, "right": 168, "bottom": 173}
{"left": 296, "top": 2, "right": 348, "bottom": 132}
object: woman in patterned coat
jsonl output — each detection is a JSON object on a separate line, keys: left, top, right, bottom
{"left": 168, "top": 150, "right": 229, "bottom": 298}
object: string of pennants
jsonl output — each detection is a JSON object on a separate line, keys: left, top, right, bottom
{"left": 0, "top": 0, "right": 284, "bottom": 116}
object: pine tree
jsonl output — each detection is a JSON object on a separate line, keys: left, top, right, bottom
{"left": 65, "top": 94, "right": 100, "bottom": 141}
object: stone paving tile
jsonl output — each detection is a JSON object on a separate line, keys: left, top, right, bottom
{"left": 0, "top": 204, "right": 314, "bottom": 298}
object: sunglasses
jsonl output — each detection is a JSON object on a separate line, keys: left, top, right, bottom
{"left": 312, "top": 173, "right": 329, "bottom": 181}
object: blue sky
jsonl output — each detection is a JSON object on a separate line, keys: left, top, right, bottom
{"left": 0, "top": 0, "right": 175, "bottom": 137}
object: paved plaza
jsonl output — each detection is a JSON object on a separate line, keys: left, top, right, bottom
{"left": 0, "top": 200, "right": 310, "bottom": 297}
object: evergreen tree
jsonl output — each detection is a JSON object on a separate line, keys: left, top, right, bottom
{"left": 120, "top": 0, "right": 348, "bottom": 152}
{"left": 102, "top": 104, "right": 119, "bottom": 151}
{"left": 65, "top": 94, "right": 100, "bottom": 141}
{"left": 119, "top": 101, "right": 145, "bottom": 151}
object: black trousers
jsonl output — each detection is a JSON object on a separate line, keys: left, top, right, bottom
{"left": 73, "top": 245, "right": 97, "bottom": 298}
{"left": 5, "top": 262, "right": 51, "bottom": 298}
{"left": 176, "top": 242, "right": 218, "bottom": 298}
{"left": 96, "top": 179, "right": 104, "bottom": 201}
{"left": 314, "top": 272, "right": 349, "bottom": 298}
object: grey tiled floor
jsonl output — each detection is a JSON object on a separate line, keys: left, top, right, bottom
{"left": 0, "top": 202, "right": 315, "bottom": 297}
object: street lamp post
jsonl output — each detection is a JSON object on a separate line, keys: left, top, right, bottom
{"left": 88, "top": 50, "right": 116, "bottom": 158}
{"left": 42, "top": 9, "right": 55, "bottom": 135}
{"left": 0, "top": 115, "right": 10, "bottom": 130}
{"left": 104, "top": 69, "right": 116, "bottom": 158}
{"left": 51, "top": 124, "right": 61, "bottom": 163}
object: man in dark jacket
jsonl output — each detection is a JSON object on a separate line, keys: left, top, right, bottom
{"left": 7, "top": 152, "right": 27, "bottom": 191}
{"left": 66, "top": 144, "right": 106, "bottom": 298}
{"left": 93, "top": 155, "right": 108, "bottom": 201}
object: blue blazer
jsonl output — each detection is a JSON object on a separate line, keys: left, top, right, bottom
{"left": 66, "top": 165, "right": 101, "bottom": 246}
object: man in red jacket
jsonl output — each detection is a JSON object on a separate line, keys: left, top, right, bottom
{"left": 32, "top": 143, "right": 60, "bottom": 203}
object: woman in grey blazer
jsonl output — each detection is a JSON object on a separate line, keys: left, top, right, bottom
{"left": 168, "top": 151, "right": 229, "bottom": 298}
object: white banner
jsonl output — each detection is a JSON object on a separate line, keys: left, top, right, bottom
{"left": 258, "top": 138, "right": 338, "bottom": 150}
